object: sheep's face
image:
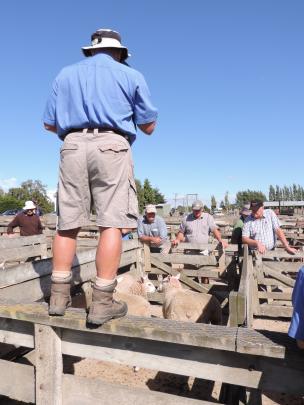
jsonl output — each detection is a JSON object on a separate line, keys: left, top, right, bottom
{"left": 162, "top": 274, "right": 182, "bottom": 291}
{"left": 140, "top": 275, "right": 156, "bottom": 293}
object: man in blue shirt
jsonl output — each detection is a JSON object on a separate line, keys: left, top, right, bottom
{"left": 288, "top": 266, "right": 304, "bottom": 349}
{"left": 43, "top": 29, "right": 157, "bottom": 325}
{"left": 137, "top": 205, "right": 169, "bottom": 253}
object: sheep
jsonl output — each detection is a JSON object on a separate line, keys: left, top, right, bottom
{"left": 161, "top": 274, "right": 222, "bottom": 325}
{"left": 116, "top": 273, "right": 156, "bottom": 298}
{"left": 113, "top": 291, "right": 152, "bottom": 317}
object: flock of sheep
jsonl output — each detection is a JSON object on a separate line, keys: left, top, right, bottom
{"left": 105, "top": 272, "right": 222, "bottom": 325}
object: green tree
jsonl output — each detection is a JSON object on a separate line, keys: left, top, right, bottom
{"left": 269, "top": 185, "right": 275, "bottom": 201}
{"left": 224, "top": 191, "right": 230, "bottom": 211}
{"left": 235, "top": 190, "right": 266, "bottom": 208}
{"left": 211, "top": 195, "right": 217, "bottom": 211}
{"left": 8, "top": 179, "right": 54, "bottom": 213}
{"left": 135, "top": 179, "right": 145, "bottom": 213}
{"left": 154, "top": 187, "right": 166, "bottom": 204}
{"left": 0, "top": 195, "right": 23, "bottom": 213}
{"left": 143, "top": 179, "right": 155, "bottom": 205}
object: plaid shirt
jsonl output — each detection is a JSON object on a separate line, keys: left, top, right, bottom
{"left": 242, "top": 209, "right": 281, "bottom": 250}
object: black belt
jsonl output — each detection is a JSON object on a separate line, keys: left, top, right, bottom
{"left": 66, "top": 127, "right": 130, "bottom": 142}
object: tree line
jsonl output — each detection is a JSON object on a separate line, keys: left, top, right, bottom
{"left": 0, "top": 178, "right": 165, "bottom": 215}
{"left": 211, "top": 184, "right": 304, "bottom": 211}
{"left": 0, "top": 180, "right": 55, "bottom": 214}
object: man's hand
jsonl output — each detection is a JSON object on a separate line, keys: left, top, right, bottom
{"left": 151, "top": 236, "right": 162, "bottom": 246}
{"left": 172, "top": 239, "right": 179, "bottom": 247}
{"left": 285, "top": 245, "right": 297, "bottom": 255}
{"left": 257, "top": 241, "right": 266, "bottom": 254}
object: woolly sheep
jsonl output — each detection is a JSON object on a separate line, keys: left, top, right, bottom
{"left": 162, "top": 274, "right": 222, "bottom": 325}
{"left": 116, "top": 273, "right": 156, "bottom": 298}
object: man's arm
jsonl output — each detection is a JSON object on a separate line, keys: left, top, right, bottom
{"left": 44, "top": 123, "right": 57, "bottom": 133}
{"left": 172, "top": 231, "right": 185, "bottom": 246}
{"left": 7, "top": 216, "right": 20, "bottom": 234}
{"left": 138, "top": 121, "right": 156, "bottom": 135}
{"left": 212, "top": 228, "right": 228, "bottom": 249}
{"left": 139, "top": 234, "right": 162, "bottom": 246}
{"left": 276, "top": 228, "right": 297, "bottom": 254}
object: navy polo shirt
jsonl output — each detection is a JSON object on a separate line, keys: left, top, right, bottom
{"left": 43, "top": 53, "right": 158, "bottom": 143}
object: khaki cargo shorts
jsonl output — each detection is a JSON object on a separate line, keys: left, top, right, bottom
{"left": 57, "top": 130, "right": 139, "bottom": 230}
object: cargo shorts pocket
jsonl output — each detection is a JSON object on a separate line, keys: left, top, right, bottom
{"left": 128, "top": 175, "right": 139, "bottom": 219}
{"left": 60, "top": 143, "right": 79, "bottom": 153}
{"left": 98, "top": 143, "right": 128, "bottom": 154}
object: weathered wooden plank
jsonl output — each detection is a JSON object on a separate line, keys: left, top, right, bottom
{"left": 236, "top": 327, "right": 285, "bottom": 358}
{"left": 0, "top": 250, "right": 137, "bottom": 303}
{"left": 150, "top": 256, "right": 210, "bottom": 293}
{"left": 152, "top": 253, "right": 217, "bottom": 266}
{"left": 262, "top": 264, "right": 296, "bottom": 287}
{"left": 0, "top": 245, "right": 46, "bottom": 262}
{"left": 261, "top": 250, "right": 304, "bottom": 259}
{"left": 62, "top": 374, "right": 212, "bottom": 405}
{"left": 0, "top": 318, "right": 34, "bottom": 348}
{"left": 61, "top": 330, "right": 262, "bottom": 390}
{"left": 0, "top": 359, "right": 35, "bottom": 403}
{"left": 0, "top": 303, "right": 237, "bottom": 352}
{"left": 258, "top": 291, "right": 292, "bottom": 300}
{"left": 260, "top": 261, "right": 302, "bottom": 273}
{"left": 0, "top": 234, "right": 47, "bottom": 249}
{"left": 143, "top": 242, "right": 151, "bottom": 272}
{"left": 35, "top": 324, "right": 63, "bottom": 405}
{"left": 228, "top": 291, "right": 238, "bottom": 327}
{"left": 257, "top": 305, "right": 293, "bottom": 318}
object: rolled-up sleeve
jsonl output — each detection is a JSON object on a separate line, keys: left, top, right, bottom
{"left": 133, "top": 73, "right": 158, "bottom": 125}
{"left": 43, "top": 78, "right": 58, "bottom": 126}
{"left": 242, "top": 221, "right": 251, "bottom": 238}
{"left": 208, "top": 215, "right": 218, "bottom": 232}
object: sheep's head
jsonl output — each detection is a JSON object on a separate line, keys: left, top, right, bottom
{"left": 140, "top": 275, "right": 156, "bottom": 293}
{"left": 161, "top": 274, "right": 182, "bottom": 291}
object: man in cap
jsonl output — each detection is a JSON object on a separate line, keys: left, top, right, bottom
{"left": 242, "top": 200, "right": 296, "bottom": 254}
{"left": 172, "top": 200, "right": 228, "bottom": 248}
{"left": 7, "top": 201, "right": 43, "bottom": 237}
{"left": 231, "top": 204, "right": 251, "bottom": 245}
{"left": 43, "top": 28, "right": 157, "bottom": 325}
{"left": 137, "top": 204, "right": 169, "bottom": 252}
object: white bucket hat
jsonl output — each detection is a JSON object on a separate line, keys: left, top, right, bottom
{"left": 82, "top": 29, "right": 129, "bottom": 61}
{"left": 23, "top": 201, "right": 36, "bottom": 210}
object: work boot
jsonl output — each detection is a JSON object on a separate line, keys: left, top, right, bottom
{"left": 87, "top": 280, "right": 128, "bottom": 325}
{"left": 48, "top": 274, "right": 72, "bottom": 316}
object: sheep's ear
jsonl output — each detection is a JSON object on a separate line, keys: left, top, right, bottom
{"left": 117, "top": 276, "right": 124, "bottom": 284}
{"left": 142, "top": 275, "right": 148, "bottom": 280}
{"left": 175, "top": 273, "right": 181, "bottom": 280}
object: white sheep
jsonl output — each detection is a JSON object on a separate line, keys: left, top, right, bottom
{"left": 162, "top": 274, "right": 222, "bottom": 325}
{"left": 116, "top": 273, "right": 156, "bottom": 298}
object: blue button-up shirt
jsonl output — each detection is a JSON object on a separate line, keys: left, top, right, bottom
{"left": 43, "top": 54, "right": 158, "bottom": 143}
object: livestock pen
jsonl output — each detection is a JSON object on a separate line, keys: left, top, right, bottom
{"left": 0, "top": 236, "right": 303, "bottom": 404}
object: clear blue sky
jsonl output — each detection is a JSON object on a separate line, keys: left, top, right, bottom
{"left": 1, "top": 1, "right": 303, "bottom": 206}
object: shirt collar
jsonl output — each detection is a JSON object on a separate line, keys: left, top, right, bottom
{"left": 91, "top": 53, "right": 115, "bottom": 61}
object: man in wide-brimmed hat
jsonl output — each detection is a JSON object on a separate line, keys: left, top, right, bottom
{"left": 43, "top": 28, "right": 158, "bottom": 325}
{"left": 7, "top": 201, "right": 43, "bottom": 236}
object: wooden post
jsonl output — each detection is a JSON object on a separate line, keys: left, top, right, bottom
{"left": 35, "top": 324, "right": 63, "bottom": 405}
{"left": 143, "top": 243, "right": 151, "bottom": 273}
{"left": 228, "top": 291, "right": 238, "bottom": 327}
{"left": 135, "top": 242, "right": 144, "bottom": 277}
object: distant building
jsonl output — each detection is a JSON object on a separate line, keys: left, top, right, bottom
{"left": 264, "top": 201, "right": 304, "bottom": 215}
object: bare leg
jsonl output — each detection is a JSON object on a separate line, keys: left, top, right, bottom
{"left": 96, "top": 227, "right": 122, "bottom": 279}
{"left": 52, "top": 228, "right": 80, "bottom": 272}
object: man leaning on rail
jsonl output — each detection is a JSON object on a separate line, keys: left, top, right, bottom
{"left": 242, "top": 200, "right": 296, "bottom": 255}
{"left": 43, "top": 28, "right": 157, "bottom": 325}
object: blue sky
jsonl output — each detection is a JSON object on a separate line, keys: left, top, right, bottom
{"left": 1, "top": 1, "right": 303, "bottom": 206}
